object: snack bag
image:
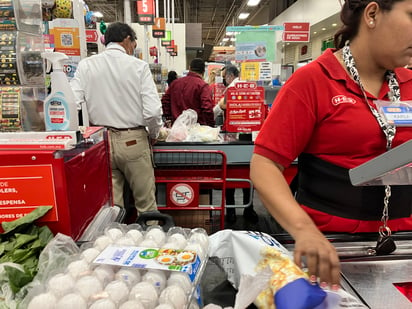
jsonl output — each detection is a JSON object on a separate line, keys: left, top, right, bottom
{"left": 255, "top": 246, "right": 326, "bottom": 309}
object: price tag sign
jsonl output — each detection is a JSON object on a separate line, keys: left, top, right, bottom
{"left": 225, "top": 82, "right": 265, "bottom": 132}
{"left": 136, "top": 0, "right": 155, "bottom": 25}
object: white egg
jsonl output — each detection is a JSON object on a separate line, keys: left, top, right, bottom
{"left": 104, "top": 280, "right": 129, "bottom": 303}
{"left": 161, "top": 241, "right": 181, "bottom": 250}
{"left": 125, "top": 229, "right": 144, "bottom": 244}
{"left": 115, "top": 236, "right": 136, "bottom": 246}
{"left": 81, "top": 247, "right": 101, "bottom": 264}
{"left": 139, "top": 238, "right": 159, "bottom": 248}
{"left": 106, "top": 228, "right": 124, "bottom": 241}
{"left": 142, "top": 269, "right": 167, "bottom": 294}
{"left": 119, "top": 300, "right": 145, "bottom": 309}
{"left": 129, "top": 281, "right": 159, "bottom": 309}
{"left": 168, "top": 233, "right": 187, "bottom": 248}
{"left": 47, "top": 273, "right": 75, "bottom": 297}
{"left": 145, "top": 228, "right": 166, "bottom": 246}
{"left": 89, "top": 298, "right": 117, "bottom": 309}
{"left": 67, "top": 259, "right": 91, "bottom": 279}
{"left": 56, "top": 293, "right": 87, "bottom": 309}
{"left": 189, "top": 230, "right": 209, "bottom": 249}
{"left": 93, "top": 264, "right": 115, "bottom": 286}
{"left": 115, "top": 267, "right": 141, "bottom": 287}
{"left": 27, "top": 292, "right": 57, "bottom": 309}
{"left": 159, "top": 285, "right": 187, "bottom": 309}
{"left": 167, "top": 272, "right": 192, "bottom": 293}
{"left": 94, "top": 235, "right": 113, "bottom": 251}
{"left": 75, "top": 275, "right": 103, "bottom": 300}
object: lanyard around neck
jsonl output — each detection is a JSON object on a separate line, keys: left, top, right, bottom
{"left": 342, "top": 41, "right": 401, "bottom": 238}
{"left": 342, "top": 41, "right": 397, "bottom": 150}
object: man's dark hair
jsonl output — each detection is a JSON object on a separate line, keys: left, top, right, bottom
{"left": 225, "top": 65, "right": 239, "bottom": 78}
{"left": 189, "top": 58, "right": 205, "bottom": 74}
{"left": 104, "top": 22, "right": 137, "bottom": 47}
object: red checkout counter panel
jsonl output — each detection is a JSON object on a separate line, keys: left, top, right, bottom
{"left": 0, "top": 133, "right": 113, "bottom": 240}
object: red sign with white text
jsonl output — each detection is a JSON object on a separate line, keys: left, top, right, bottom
{"left": 282, "top": 32, "right": 310, "bottom": 42}
{"left": 0, "top": 165, "right": 57, "bottom": 222}
{"left": 284, "top": 22, "right": 310, "bottom": 32}
{"left": 86, "top": 29, "right": 98, "bottom": 43}
{"left": 137, "top": 0, "right": 155, "bottom": 24}
{"left": 225, "top": 82, "right": 265, "bottom": 132}
{"left": 283, "top": 22, "right": 310, "bottom": 42}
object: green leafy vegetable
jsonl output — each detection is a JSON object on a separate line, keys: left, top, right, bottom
{"left": 1, "top": 206, "right": 52, "bottom": 234}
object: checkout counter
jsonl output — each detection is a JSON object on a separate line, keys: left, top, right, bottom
{"left": 154, "top": 135, "right": 412, "bottom": 308}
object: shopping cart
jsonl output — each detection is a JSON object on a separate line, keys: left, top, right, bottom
{"left": 153, "top": 149, "right": 227, "bottom": 231}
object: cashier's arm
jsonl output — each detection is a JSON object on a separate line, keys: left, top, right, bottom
{"left": 250, "top": 153, "right": 341, "bottom": 288}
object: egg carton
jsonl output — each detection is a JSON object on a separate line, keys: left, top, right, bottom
{"left": 26, "top": 222, "right": 210, "bottom": 309}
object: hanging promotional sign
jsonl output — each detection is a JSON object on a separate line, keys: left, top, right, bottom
{"left": 136, "top": 0, "right": 155, "bottom": 25}
{"left": 235, "top": 31, "right": 276, "bottom": 63}
{"left": 152, "top": 17, "right": 165, "bottom": 38}
{"left": 225, "top": 82, "right": 265, "bottom": 132}
{"left": 161, "top": 30, "right": 172, "bottom": 46}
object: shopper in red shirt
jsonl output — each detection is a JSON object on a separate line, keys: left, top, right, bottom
{"left": 161, "top": 58, "right": 215, "bottom": 127}
{"left": 251, "top": 0, "right": 412, "bottom": 290}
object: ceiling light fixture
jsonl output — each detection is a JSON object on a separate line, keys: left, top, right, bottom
{"left": 247, "top": 0, "right": 261, "bottom": 6}
{"left": 238, "top": 12, "right": 250, "bottom": 20}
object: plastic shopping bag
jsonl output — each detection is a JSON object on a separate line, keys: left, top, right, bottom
{"left": 166, "top": 109, "right": 198, "bottom": 142}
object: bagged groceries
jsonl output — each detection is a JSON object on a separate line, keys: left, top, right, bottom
{"left": 208, "top": 230, "right": 367, "bottom": 309}
{"left": 164, "top": 109, "right": 220, "bottom": 142}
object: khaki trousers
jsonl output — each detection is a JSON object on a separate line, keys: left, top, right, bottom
{"left": 108, "top": 128, "right": 157, "bottom": 214}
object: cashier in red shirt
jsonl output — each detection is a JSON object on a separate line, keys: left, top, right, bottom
{"left": 161, "top": 58, "right": 215, "bottom": 127}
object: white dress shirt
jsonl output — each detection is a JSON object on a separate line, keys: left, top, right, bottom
{"left": 70, "top": 43, "right": 163, "bottom": 138}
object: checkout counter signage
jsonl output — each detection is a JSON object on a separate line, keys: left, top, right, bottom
{"left": 136, "top": 0, "right": 155, "bottom": 25}
{"left": 225, "top": 82, "right": 265, "bottom": 132}
{"left": 152, "top": 18, "right": 165, "bottom": 38}
{"left": 0, "top": 164, "right": 57, "bottom": 222}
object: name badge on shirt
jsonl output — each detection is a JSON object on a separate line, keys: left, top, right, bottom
{"left": 375, "top": 100, "right": 412, "bottom": 127}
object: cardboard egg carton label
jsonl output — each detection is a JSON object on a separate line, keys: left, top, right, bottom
{"left": 93, "top": 245, "right": 203, "bottom": 283}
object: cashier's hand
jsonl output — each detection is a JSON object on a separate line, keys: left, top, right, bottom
{"left": 293, "top": 228, "right": 341, "bottom": 289}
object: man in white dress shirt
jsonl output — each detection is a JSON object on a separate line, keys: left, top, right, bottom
{"left": 70, "top": 22, "right": 163, "bottom": 216}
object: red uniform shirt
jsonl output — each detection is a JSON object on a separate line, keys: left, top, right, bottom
{"left": 254, "top": 49, "right": 412, "bottom": 232}
{"left": 161, "top": 72, "right": 215, "bottom": 126}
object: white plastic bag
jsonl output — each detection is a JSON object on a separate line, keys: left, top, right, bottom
{"left": 166, "top": 109, "right": 198, "bottom": 142}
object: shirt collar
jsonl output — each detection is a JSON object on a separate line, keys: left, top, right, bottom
{"left": 106, "top": 42, "right": 127, "bottom": 53}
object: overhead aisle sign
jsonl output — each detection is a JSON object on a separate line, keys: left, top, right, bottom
{"left": 282, "top": 22, "right": 310, "bottom": 42}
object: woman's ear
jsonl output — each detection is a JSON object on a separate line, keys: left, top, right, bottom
{"left": 363, "top": 1, "right": 379, "bottom": 26}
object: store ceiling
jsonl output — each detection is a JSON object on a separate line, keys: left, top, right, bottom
{"left": 84, "top": 0, "right": 296, "bottom": 49}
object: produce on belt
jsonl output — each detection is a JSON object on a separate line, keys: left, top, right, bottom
{"left": 0, "top": 205, "right": 53, "bottom": 306}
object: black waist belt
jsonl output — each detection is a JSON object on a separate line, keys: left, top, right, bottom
{"left": 295, "top": 153, "right": 412, "bottom": 220}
